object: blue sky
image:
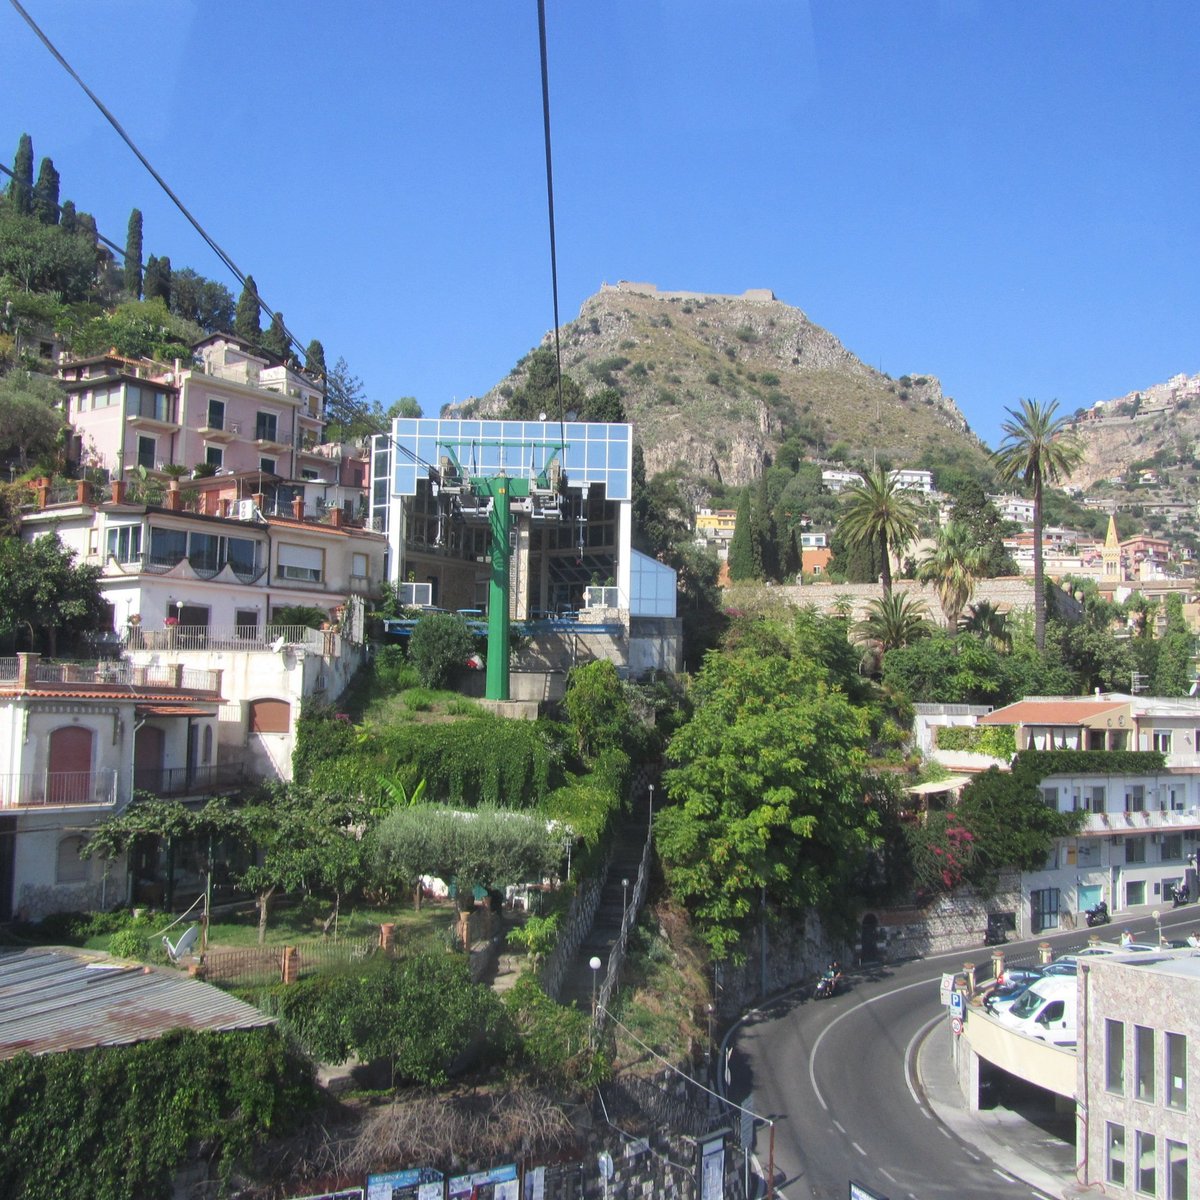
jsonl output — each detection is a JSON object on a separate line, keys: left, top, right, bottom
{"left": 4, "top": 1, "right": 1198, "bottom": 450}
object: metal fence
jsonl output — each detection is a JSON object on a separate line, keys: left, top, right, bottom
{"left": 125, "top": 625, "right": 324, "bottom": 652}
{"left": 26, "top": 660, "right": 221, "bottom": 691}
{"left": 0, "top": 768, "right": 118, "bottom": 809}
{"left": 201, "top": 935, "right": 376, "bottom": 987}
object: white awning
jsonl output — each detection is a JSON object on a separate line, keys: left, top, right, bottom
{"left": 905, "top": 775, "right": 972, "bottom": 797}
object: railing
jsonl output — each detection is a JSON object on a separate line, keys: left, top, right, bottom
{"left": 17, "top": 660, "right": 221, "bottom": 692}
{"left": 1081, "top": 808, "right": 1200, "bottom": 834}
{"left": 0, "top": 769, "right": 117, "bottom": 809}
{"left": 126, "top": 624, "right": 325, "bottom": 652}
{"left": 133, "top": 763, "right": 245, "bottom": 797}
{"left": 595, "top": 822, "right": 654, "bottom": 1030}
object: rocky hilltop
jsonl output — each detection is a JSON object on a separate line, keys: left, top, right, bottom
{"left": 451, "top": 282, "right": 985, "bottom": 487}
{"left": 1066, "top": 372, "right": 1200, "bottom": 490}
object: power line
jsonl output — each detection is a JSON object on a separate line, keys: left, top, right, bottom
{"left": 8, "top": 0, "right": 304, "bottom": 360}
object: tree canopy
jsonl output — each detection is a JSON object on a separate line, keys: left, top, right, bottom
{"left": 0, "top": 533, "right": 105, "bottom": 655}
{"left": 836, "top": 466, "right": 922, "bottom": 593}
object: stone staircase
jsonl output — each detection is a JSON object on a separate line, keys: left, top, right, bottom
{"left": 557, "top": 791, "right": 652, "bottom": 1012}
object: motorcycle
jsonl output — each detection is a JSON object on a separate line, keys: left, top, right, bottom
{"left": 1171, "top": 883, "right": 1191, "bottom": 908}
{"left": 1085, "top": 901, "right": 1111, "bottom": 927}
{"left": 813, "top": 969, "right": 842, "bottom": 1000}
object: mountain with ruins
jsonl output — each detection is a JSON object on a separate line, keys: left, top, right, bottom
{"left": 449, "top": 282, "right": 987, "bottom": 487}
{"left": 1064, "top": 372, "right": 1200, "bottom": 491}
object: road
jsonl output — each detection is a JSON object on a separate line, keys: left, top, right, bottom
{"left": 729, "top": 909, "right": 1200, "bottom": 1200}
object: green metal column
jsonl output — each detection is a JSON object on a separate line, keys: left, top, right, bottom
{"left": 484, "top": 478, "right": 511, "bottom": 701}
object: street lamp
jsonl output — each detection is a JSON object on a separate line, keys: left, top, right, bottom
{"left": 622, "top": 876, "right": 629, "bottom": 918}
{"left": 705, "top": 1001, "right": 714, "bottom": 1057}
{"left": 589, "top": 955, "right": 602, "bottom": 1019}
{"left": 647, "top": 783, "right": 654, "bottom": 833}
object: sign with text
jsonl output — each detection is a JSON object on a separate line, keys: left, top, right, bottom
{"left": 367, "top": 1168, "right": 444, "bottom": 1200}
{"left": 849, "top": 1181, "right": 889, "bottom": 1200}
{"left": 447, "top": 1164, "right": 518, "bottom": 1200}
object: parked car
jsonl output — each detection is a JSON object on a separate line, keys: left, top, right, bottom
{"left": 995, "top": 975, "right": 1077, "bottom": 1045}
{"left": 983, "top": 967, "right": 1045, "bottom": 1015}
{"left": 1042, "top": 960, "right": 1078, "bottom": 976}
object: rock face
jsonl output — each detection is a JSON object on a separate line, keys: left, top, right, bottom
{"left": 1065, "top": 373, "right": 1200, "bottom": 490}
{"left": 448, "top": 282, "right": 984, "bottom": 487}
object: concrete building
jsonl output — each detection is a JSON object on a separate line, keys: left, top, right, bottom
{"left": 370, "top": 418, "right": 680, "bottom": 678}
{"left": 1077, "top": 952, "right": 1198, "bottom": 1198}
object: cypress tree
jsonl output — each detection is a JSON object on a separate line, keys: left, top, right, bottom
{"left": 9, "top": 133, "right": 33, "bottom": 214}
{"left": 728, "top": 488, "right": 756, "bottom": 581}
{"left": 143, "top": 254, "right": 171, "bottom": 304}
{"left": 304, "top": 339, "right": 326, "bottom": 380}
{"left": 234, "top": 275, "right": 261, "bottom": 344}
{"left": 751, "top": 475, "right": 779, "bottom": 581}
{"left": 123, "top": 208, "right": 143, "bottom": 298}
{"left": 59, "top": 199, "right": 77, "bottom": 234}
{"left": 263, "top": 311, "right": 289, "bottom": 361}
{"left": 32, "top": 157, "right": 60, "bottom": 224}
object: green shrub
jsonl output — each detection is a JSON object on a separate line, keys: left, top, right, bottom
{"left": 0, "top": 1027, "right": 317, "bottom": 1200}
{"left": 374, "top": 644, "right": 419, "bottom": 690}
{"left": 935, "top": 725, "right": 1016, "bottom": 758}
{"left": 502, "top": 976, "right": 606, "bottom": 1085}
{"left": 409, "top": 612, "right": 474, "bottom": 689}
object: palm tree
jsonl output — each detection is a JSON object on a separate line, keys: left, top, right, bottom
{"left": 991, "top": 399, "right": 1083, "bottom": 650}
{"left": 918, "top": 521, "right": 988, "bottom": 626}
{"left": 960, "top": 600, "right": 1012, "bottom": 653}
{"left": 854, "top": 591, "right": 935, "bottom": 655}
{"left": 838, "top": 466, "right": 923, "bottom": 593}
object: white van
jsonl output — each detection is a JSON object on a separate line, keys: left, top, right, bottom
{"left": 993, "top": 975, "right": 1077, "bottom": 1046}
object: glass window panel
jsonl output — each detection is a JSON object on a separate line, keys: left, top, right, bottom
{"left": 1106, "top": 1020, "right": 1125, "bottom": 1094}
{"left": 1166, "top": 1032, "right": 1187, "bottom": 1110}
{"left": 187, "top": 532, "right": 219, "bottom": 572}
{"left": 226, "top": 537, "right": 259, "bottom": 576}
{"left": 149, "top": 527, "right": 186, "bottom": 565}
{"left": 1107, "top": 1124, "right": 1126, "bottom": 1187}
{"left": 1137, "top": 1131, "right": 1156, "bottom": 1195}
{"left": 1136, "top": 1025, "right": 1155, "bottom": 1102}
{"left": 1167, "top": 1141, "right": 1187, "bottom": 1200}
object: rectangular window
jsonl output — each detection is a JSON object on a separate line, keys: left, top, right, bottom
{"left": 1154, "top": 730, "right": 1173, "bottom": 754}
{"left": 206, "top": 398, "right": 225, "bottom": 430}
{"left": 226, "top": 537, "right": 260, "bottom": 579}
{"left": 137, "top": 435, "right": 156, "bottom": 470}
{"left": 259, "top": 457, "right": 276, "bottom": 475}
{"left": 1108, "top": 1124, "right": 1127, "bottom": 1188}
{"left": 205, "top": 445, "right": 223, "bottom": 469}
{"left": 1163, "top": 834, "right": 1183, "bottom": 861}
{"left": 1127, "top": 784, "right": 1146, "bottom": 811}
{"left": 1126, "top": 879, "right": 1147, "bottom": 906}
{"left": 1106, "top": 1020, "right": 1125, "bottom": 1094}
{"left": 1136, "top": 1025, "right": 1155, "bottom": 1103}
{"left": 352, "top": 552, "right": 369, "bottom": 577}
{"left": 301, "top": 468, "right": 319, "bottom": 481}
{"left": 1137, "top": 1131, "right": 1156, "bottom": 1195}
{"left": 106, "top": 525, "right": 142, "bottom": 564}
{"left": 1042, "top": 786, "right": 1059, "bottom": 807}
{"left": 235, "top": 608, "right": 259, "bottom": 636}
{"left": 1089, "top": 786, "right": 1107, "bottom": 813}
{"left": 1167, "top": 1141, "right": 1188, "bottom": 1200}
{"left": 1076, "top": 840, "right": 1100, "bottom": 866}
{"left": 1166, "top": 1032, "right": 1187, "bottom": 1110}
{"left": 148, "top": 526, "right": 186, "bottom": 567}
{"left": 187, "top": 532, "right": 220, "bottom": 574}
{"left": 1126, "top": 837, "right": 1147, "bottom": 864}
{"left": 255, "top": 412, "right": 278, "bottom": 442}
{"left": 276, "top": 543, "right": 323, "bottom": 583}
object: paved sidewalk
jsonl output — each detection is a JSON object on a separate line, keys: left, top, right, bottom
{"left": 916, "top": 1019, "right": 1081, "bottom": 1198}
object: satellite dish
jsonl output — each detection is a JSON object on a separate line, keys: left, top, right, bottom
{"left": 271, "top": 635, "right": 286, "bottom": 653}
{"left": 163, "top": 924, "right": 201, "bottom": 964}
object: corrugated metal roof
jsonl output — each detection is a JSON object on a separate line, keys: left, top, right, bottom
{"left": 0, "top": 947, "right": 273, "bottom": 1059}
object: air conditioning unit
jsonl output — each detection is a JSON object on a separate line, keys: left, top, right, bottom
{"left": 236, "top": 499, "right": 257, "bottom": 521}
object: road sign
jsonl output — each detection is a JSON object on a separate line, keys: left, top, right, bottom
{"left": 951, "top": 1016, "right": 964, "bottom": 1036}
{"left": 939, "top": 973, "right": 956, "bottom": 1005}
{"left": 949, "top": 990, "right": 965, "bottom": 1018}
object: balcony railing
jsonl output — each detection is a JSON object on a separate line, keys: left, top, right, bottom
{"left": 0, "top": 769, "right": 117, "bottom": 809}
{"left": 132, "top": 763, "right": 245, "bottom": 798}
{"left": 1080, "top": 808, "right": 1200, "bottom": 835}
{"left": 125, "top": 624, "right": 327, "bottom": 652}
{"left": 0, "top": 659, "right": 221, "bottom": 694}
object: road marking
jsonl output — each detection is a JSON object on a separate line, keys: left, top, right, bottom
{"left": 992, "top": 1168, "right": 1015, "bottom": 1182}
{"left": 938, "top": 1126, "right": 951, "bottom": 1138}
{"left": 851, "top": 1141, "right": 866, "bottom": 1157}
{"left": 880, "top": 1169, "right": 897, "bottom": 1184}
{"left": 904, "top": 1013, "right": 944, "bottom": 1108}
{"left": 832, "top": 1120, "right": 846, "bottom": 1134}
{"left": 809, "top": 976, "right": 944, "bottom": 1109}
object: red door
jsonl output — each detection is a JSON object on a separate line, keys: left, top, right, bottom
{"left": 48, "top": 727, "right": 93, "bottom": 804}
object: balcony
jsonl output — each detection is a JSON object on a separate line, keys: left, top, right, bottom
{"left": 132, "top": 763, "right": 245, "bottom": 798}
{"left": 0, "top": 656, "right": 222, "bottom": 698}
{"left": 125, "top": 396, "right": 179, "bottom": 432}
{"left": 0, "top": 769, "right": 117, "bottom": 810}
{"left": 1080, "top": 807, "right": 1200, "bottom": 835}
{"left": 197, "top": 420, "right": 240, "bottom": 443}
{"left": 124, "top": 624, "right": 326, "bottom": 652}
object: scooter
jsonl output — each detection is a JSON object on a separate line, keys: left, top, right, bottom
{"left": 1172, "top": 883, "right": 1191, "bottom": 908}
{"left": 814, "top": 969, "right": 842, "bottom": 1000}
{"left": 1085, "top": 900, "right": 1110, "bottom": 927}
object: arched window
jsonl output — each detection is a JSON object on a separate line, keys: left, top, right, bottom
{"left": 56, "top": 835, "right": 88, "bottom": 884}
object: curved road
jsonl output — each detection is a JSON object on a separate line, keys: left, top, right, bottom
{"left": 730, "top": 910, "right": 1200, "bottom": 1200}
